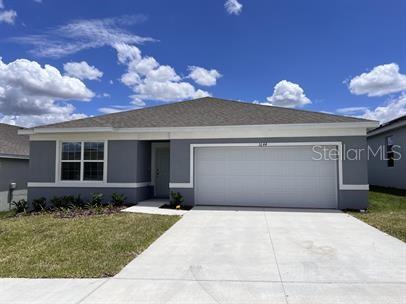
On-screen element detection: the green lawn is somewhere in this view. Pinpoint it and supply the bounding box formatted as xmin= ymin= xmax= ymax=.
xmin=0 ymin=212 xmax=179 ymax=278
xmin=350 ymin=190 xmax=406 ymax=242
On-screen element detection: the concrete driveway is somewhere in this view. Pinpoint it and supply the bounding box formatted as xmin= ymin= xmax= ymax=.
xmin=84 ymin=207 xmax=405 ymax=304
xmin=2 ymin=207 xmax=405 ymax=303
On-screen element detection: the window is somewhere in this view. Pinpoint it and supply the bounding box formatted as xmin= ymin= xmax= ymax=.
xmin=60 ymin=141 xmax=105 ymax=181
xmin=386 ymin=136 xmax=394 ymax=167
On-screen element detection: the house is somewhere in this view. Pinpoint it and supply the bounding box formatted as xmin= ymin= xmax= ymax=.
xmin=367 ymin=115 xmax=406 ymax=190
xmin=19 ymin=97 xmax=378 ymax=209
xmin=0 ymin=123 xmax=30 ymax=211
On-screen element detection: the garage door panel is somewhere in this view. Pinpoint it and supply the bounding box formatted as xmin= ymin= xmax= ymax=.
xmin=195 ymin=146 xmax=338 ymax=209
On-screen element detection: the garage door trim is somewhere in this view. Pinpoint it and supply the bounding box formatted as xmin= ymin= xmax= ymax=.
xmin=169 ymin=142 xmax=369 ymax=191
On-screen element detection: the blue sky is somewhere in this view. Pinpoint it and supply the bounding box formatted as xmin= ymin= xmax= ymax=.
xmin=0 ymin=0 xmax=405 ymax=126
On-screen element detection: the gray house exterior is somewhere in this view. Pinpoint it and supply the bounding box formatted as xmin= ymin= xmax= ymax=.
xmin=0 ymin=123 xmax=30 ymax=211
xmin=21 ymin=97 xmax=378 ymax=210
xmin=367 ymin=115 xmax=406 ymax=190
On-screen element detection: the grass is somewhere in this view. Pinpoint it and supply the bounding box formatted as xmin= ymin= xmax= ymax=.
xmin=350 ymin=189 xmax=406 ymax=242
xmin=0 ymin=212 xmax=179 ymax=278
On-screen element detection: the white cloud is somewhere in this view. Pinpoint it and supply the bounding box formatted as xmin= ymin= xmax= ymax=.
xmin=0 ymin=0 xmax=4 ymax=9
xmin=359 ymin=94 xmax=406 ymax=123
xmin=115 ymin=43 xmax=211 ymax=103
xmin=348 ymin=63 xmax=406 ymax=97
xmin=0 ymin=10 xmax=16 ymax=24
xmin=225 ymin=0 xmax=243 ymax=15
xmin=98 ymin=105 xmax=140 ymax=114
xmin=64 ymin=61 xmax=103 ymax=81
xmin=0 ymin=58 xmax=93 ymax=127
xmin=0 ymin=112 xmax=87 ymax=128
xmin=188 ymin=66 xmax=222 ymax=86
xmin=33 ymin=0 xmax=43 ymax=3
xmin=336 ymin=107 xmax=369 ymax=114
xmin=11 ymin=15 xmax=154 ymax=58
xmin=265 ymin=80 xmax=311 ymax=108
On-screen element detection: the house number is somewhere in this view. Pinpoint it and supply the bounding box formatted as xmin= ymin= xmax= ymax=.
xmin=258 ymin=142 xmax=268 ymax=147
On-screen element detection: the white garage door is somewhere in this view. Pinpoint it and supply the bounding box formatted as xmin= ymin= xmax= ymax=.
xmin=195 ymin=145 xmax=338 ymax=208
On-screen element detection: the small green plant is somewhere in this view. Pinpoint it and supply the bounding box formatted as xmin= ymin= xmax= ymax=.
xmin=32 ymin=197 xmax=47 ymax=212
xmin=12 ymin=199 xmax=28 ymax=213
xmin=50 ymin=196 xmax=75 ymax=210
xmin=86 ymin=193 xmax=104 ymax=208
xmin=111 ymin=193 xmax=126 ymax=206
xmin=72 ymin=195 xmax=84 ymax=208
xmin=170 ymin=191 xmax=184 ymax=208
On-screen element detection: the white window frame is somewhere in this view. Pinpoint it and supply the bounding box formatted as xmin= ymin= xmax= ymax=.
xmin=57 ymin=140 xmax=108 ymax=184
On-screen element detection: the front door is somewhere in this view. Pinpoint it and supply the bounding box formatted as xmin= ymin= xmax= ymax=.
xmin=155 ymin=147 xmax=170 ymax=198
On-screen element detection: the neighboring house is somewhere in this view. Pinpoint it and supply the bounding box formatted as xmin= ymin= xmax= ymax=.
xmin=0 ymin=123 xmax=30 ymax=211
xmin=367 ymin=115 xmax=406 ymax=190
xmin=20 ymin=97 xmax=378 ymax=210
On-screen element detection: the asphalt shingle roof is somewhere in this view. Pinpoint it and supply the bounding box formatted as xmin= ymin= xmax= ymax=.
xmin=0 ymin=123 xmax=29 ymax=157
xmin=36 ymin=97 xmax=372 ymax=130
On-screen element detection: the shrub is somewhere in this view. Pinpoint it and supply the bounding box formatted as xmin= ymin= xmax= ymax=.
xmin=32 ymin=197 xmax=47 ymax=212
xmin=71 ymin=195 xmax=84 ymax=208
xmin=111 ymin=193 xmax=126 ymax=206
xmin=12 ymin=199 xmax=28 ymax=213
xmin=50 ymin=196 xmax=75 ymax=210
xmin=86 ymin=193 xmax=104 ymax=209
xmin=170 ymin=191 xmax=184 ymax=208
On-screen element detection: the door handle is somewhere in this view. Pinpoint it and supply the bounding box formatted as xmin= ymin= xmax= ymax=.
xmin=156 ymin=169 xmax=160 ymax=177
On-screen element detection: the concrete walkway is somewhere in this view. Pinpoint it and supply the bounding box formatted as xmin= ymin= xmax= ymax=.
xmin=1 ymin=207 xmax=405 ymax=303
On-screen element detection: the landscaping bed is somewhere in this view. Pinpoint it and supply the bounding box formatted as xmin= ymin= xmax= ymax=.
xmin=0 ymin=206 xmax=179 ymax=278
xmin=349 ymin=189 xmax=406 ymax=242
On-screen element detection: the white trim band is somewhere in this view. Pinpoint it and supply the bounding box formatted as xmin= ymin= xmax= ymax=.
xmin=168 ymin=142 xmax=369 ymax=191
xmin=28 ymin=182 xmax=152 ymax=188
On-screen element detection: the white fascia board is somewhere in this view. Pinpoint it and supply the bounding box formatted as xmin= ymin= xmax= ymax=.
xmin=367 ymin=120 xmax=406 ymax=137
xmin=23 ymin=121 xmax=378 ymax=135
xmin=20 ymin=127 xmax=114 ymax=135
xmin=0 ymin=154 xmax=29 ymax=160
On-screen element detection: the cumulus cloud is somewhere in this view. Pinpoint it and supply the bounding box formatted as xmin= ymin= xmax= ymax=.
xmin=114 ymin=43 xmax=210 ymax=103
xmin=0 ymin=9 xmax=16 ymax=24
xmin=348 ymin=63 xmax=406 ymax=97
xmin=359 ymin=94 xmax=406 ymax=123
xmin=188 ymin=66 xmax=222 ymax=86
xmin=225 ymin=0 xmax=243 ymax=15
xmin=11 ymin=15 xmax=154 ymax=58
xmin=263 ymin=80 xmax=311 ymax=108
xmin=0 ymin=58 xmax=93 ymax=127
xmin=64 ymin=61 xmax=103 ymax=81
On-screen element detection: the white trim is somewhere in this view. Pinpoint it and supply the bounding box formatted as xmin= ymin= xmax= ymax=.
xmin=151 ymin=142 xmax=170 ymax=196
xmin=0 ymin=154 xmax=29 ymax=160
xmin=168 ymin=142 xmax=369 ymax=191
xmin=367 ymin=120 xmax=406 ymax=137
xmin=21 ymin=121 xmax=378 ymax=137
xmin=28 ymin=182 xmax=151 ymax=188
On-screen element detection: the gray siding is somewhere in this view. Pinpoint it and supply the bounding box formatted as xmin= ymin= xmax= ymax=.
xmin=368 ymin=127 xmax=406 ymax=189
xmin=107 ymin=140 xmax=151 ymax=183
xmin=28 ymin=140 xmax=153 ymax=204
xmin=0 ymin=157 xmax=29 ymax=210
xmin=29 ymin=141 xmax=56 ymax=182
xmin=0 ymin=158 xmax=29 ymax=191
xmin=170 ymin=137 xmax=369 ymax=210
